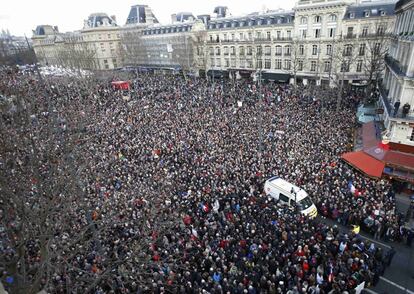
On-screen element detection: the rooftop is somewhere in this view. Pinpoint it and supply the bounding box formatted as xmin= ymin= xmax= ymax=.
xmin=344 ymin=1 xmax=396 ymax=19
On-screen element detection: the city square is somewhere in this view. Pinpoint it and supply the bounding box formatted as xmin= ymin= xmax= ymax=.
xmin=0 ymin=0 xmax=414 ymax=293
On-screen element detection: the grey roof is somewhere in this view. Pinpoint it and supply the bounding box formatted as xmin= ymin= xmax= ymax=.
xmin=126 ymin=5 xmax=159 ymax=25
xmin=86 ymin=13 xmax=117 ymax=27
xmin=344 ymin=1 xmax=396 ymax=19
xmin=142 ymin=23 xmax=194 ymax=35
xmin=208 ymin=11 xmax=294 ymax=29
xmin=175 ymin=12 xmax=195 ymax=22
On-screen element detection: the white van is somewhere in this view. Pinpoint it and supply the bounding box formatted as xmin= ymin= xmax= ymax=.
xmin=264 ymin=176 xmax=318 ymax=218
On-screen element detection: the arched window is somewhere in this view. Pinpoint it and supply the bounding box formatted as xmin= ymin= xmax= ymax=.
xmin=329 ymin=14 xmax=337 ymax=21
xmin=314 ymin=15 xmax=322 ymax=23
xmin=300 ymin=17 xmax=308 ymax=24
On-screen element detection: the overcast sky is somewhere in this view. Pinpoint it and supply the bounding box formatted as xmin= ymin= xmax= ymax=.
xmin=1 ymin=0 xmax=297 ymax=36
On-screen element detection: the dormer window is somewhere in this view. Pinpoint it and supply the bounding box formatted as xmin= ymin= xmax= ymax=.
xmin=380 ymin=10 xmax=386 ymax=16
xmin=314 ymin=15 xmax=322 ymax=23
xmin=267 ymin=18 xmax=272 ymax=25
xmin=349 ymin=12 xmax=355 ymax=18
xmin=364 ymin=11 xmax=370 ymax=17
xmin=257 ymin=19 xmax=262 ymax=25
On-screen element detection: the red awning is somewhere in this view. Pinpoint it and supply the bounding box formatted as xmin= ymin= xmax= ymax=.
xmin=111 ymin=81 xmax=130 ymax=90
xmin=342 ymin=151 xmax=385 ymax=178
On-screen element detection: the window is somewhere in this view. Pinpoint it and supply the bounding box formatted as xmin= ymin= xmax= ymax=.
xmin=257 ymin=59 xmax=263 ymax=69
xmin=328 ymin=28 xmax=336 ymax=38
xmin=223 ymin=33 xmax=227 ymax=41
xmin=359 ymin=44 xmax=365 ymax=56
xmin=377 ymin=25 xmax=385 ymax=35
xmin=329 ymin=14 xmax=337 ymax=22
xmin=279 ymin=193 xmax=289 ymax=203
xmin=267 ymin=31 xmax=271 ymax=40
xmin=340 ymin=62 xmax=349 ymax=72
xmin=275 ymin=59 xmax=282 ymax=69
xmin=300 ymin=29 xmax=307 ymax=39
xmin=298 ymin=60 xmax=303 ymax=71
xmin=344 ymin=44 xmax=353 ymax=56
xmin=315 ymin=29 xmax=321 ymax=38
xmin=300 ymin=17 xmax=308 ymax=24
xmin=239 ymin=58 xmax=245 ymax=68
xmin=209 ymin=47 xmax=214 ymax=55
xmin=215 ymin=46 xmax=221 ymax=55
xmin=265 ymin=59 xmax=271 ymax=69
xmin=299 ymin=45 xmax=304 ymax=55
xmin=256 ymin=46 xmax=262 ymax=56
xmin=239 ymin=32 xmax=244 ymax=40
xmin=231 ymin=58 xmax=236 ymax=67
xmin=380 ymin=10 xmax=386 ymax=16
xmin=247 ymin=46 xmax=253 ymax=55
xmin=324 ymin=61 xmax=331 ymax=72
xmin=256 ymin=32 xmax=262 ymax=39
xmin=247 ymin=59 xmax=253 ymax=68
xmin=284 ymin=59 xmax=291 ymax=70
xmin=314 ymin=15 xmax=322 ymax=23
xmin=225 ymin=58 xmax=230 ymax=67
xmin=230 ymin=46 xmax=236 ymax=55
xmin=347 ymin=27 xmax=354 ymax=37
xmin=240 ymin=46 xmax=245 ymax=55
xmin=276 ymin=31 xmax=281 ymax=39
xmin=210 ymin=58 xmax=215 ymax=67
xmin=108 ymin=34 xmax=111 ymax=38
xmin=284 ymin=45 xmax=291 ymax=56
xmin=364 ymin=11 xmax=370 ymax=17
xmin=224 ymin=46 xmax=229 ymax=55
xmin=410 ymin=129 xmax=414 ymax=141
xmin=349 ymin=12 xmax=355 ymax=18
xmin=248 ymin=32 xmax=252 ymax=40
xmin=210 ymin=35 xmax=213 ymax=42
xmin=326 ymin=44 xmax=332 ymax=55
xmin=216 ymin=58 xmax=221 ymax=67
xmin=265 ymin=46 xmax=271 ymax=55
xmin=356 ymin=60 xmax=363 ymax=72
xmin=287 ymin=30 xmax=292 ymax=38
xmin=275 ymin=45 xmax=282 ymax=56
xmin=362 ymin=27 xmax=368 ymax=37
xmin=312 ymin=45 xmax=318 ymax=55
xmin=374 ymin=43 xmax=381 ymax=54
xmin=311 ymin=61 xmax=317 ymax=71
xmin=231 ymin=33 xmax=235 ymax=40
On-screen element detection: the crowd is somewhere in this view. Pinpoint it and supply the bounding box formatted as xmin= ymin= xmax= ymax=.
xmin=0 ymin=68 xmax=408 ymax=293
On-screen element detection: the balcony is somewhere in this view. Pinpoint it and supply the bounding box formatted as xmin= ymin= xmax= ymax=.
xmin=379 ymin=83 xmax=414 ymax=121
xmin=359 ymin=33 xmax=391 ymax=39
xmin=379 ymin=84 xmax=392 ymax=115
xmin=385 ymin=54 xmax=409 ymax=77
xmin=344 ymin=34 xmax=357 ymax=39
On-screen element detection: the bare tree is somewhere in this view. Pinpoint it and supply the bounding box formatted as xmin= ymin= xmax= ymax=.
xmin=363 ymin=21 xmax=391 ymax=96
xmin=290 ymin=38 xmax=307 ymax=90
xmin=120 ymin=28 xmax=149 ymax=68
xmin=55 ymin=35 xmax=96 ymax=75
xmin=171 ymin=34 xmax=195 ymax=79
xmin=329 ymin=37 xmax=358 ymax=111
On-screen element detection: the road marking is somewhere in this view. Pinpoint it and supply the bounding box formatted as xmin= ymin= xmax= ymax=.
xmin=361 ymin=288 xmax=379 ymax=294
xmin=358 ymin=234 xmax=391 ymax=249
xmin=380 ymin=276 xmax=414 ymax=294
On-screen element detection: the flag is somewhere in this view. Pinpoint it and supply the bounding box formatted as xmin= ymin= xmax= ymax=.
xmin=199 ymin=202 xmax=210 ymax=213
xmin=328 ymin=263 xmax=334 ymax=282
xmin=378 ymin=141 xmax=390 ymax=151
xmin=348 ymin=180 xmax=356 ymax=194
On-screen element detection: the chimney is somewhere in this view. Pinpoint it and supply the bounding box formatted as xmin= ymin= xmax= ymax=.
xmin=111 ymin=15 xmax=117 ymax=22
xmin=171 ymin=14 xmax=177 ymax=23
